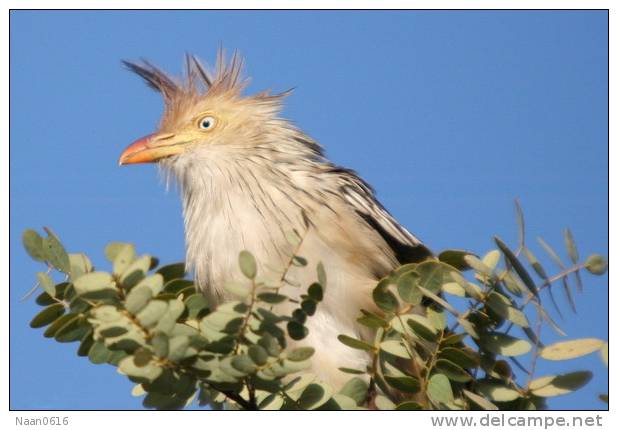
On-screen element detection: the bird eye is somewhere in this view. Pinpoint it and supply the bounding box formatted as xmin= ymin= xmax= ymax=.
xmin=199 ymin=116 xmax=216 ymax=130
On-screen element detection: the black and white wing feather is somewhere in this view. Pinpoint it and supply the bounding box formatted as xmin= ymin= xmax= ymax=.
xmin=331 ymin=166 xmax=433 ymax=264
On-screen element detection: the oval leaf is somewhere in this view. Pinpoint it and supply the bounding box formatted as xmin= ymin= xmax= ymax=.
xmin=530 ymin=371 xmax=592 ymax=397
xmin=238 ymin=250 xmax=257 ymax=279
xmin=480 ymin=333 xmax=531 ymax=357
xmin=540 ymin=338 xmax=605 ymax=361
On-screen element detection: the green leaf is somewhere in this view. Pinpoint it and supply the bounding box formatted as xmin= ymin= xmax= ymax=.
xmin=308 ymin=283 xmax=323 ymax=302
xmin=125 ymin=285 xmax=154 ymax=314
xmin=73 ymin=272 xmax=114 ymax=297
xmin=297 ymin=383 xmax=330 ymax=410
xmin=36 ymin=272 xmax=56 ymax=297
xmin=427 ymin=374 xmax=453 ymax=405
xmin=291 ymin=308 xmax=307 ymax=325
xmin=540 ymin=338 xmax=605 ymax=361
xmin=136 ymin=300 xmax=168 ymax=328
xmin=77 ymin=334 xmax=94 ymax=357
xmin=501 ymin=270 xmax=524 ymax=297
xmin=427 ymin=306 xmax=447 ymax=330
xmin=257 ymin=292 xmax=287 ymax=304
xmin=238 ymin=250 xmax=257 ymax=279
xmin=119 ymin=255 xmax=152 ymax=288
xmin=154 ymin=299 xmax=185 ymax=335
xmin=476 ymin=380 xmax=521 ymax=402
xmin=375 ymin=395 xmax=395 ymax=410
xmin=395 ymin=401 xmax=423 ymax=410
xmin=287 ymin=347 xmax=315 ymax=362
xmin=248 ymin=344 xmax=269 ymax=365
xmin=357 ymin=310 xmax=388 ymax=329
xmin=151 ymin=333 xmax=169 ymax=358
xmin=119 ymin=356 xmax=162 ymax=383
xmin=407 ymin=314 xmax=438 ymax=341
xmin=441 ymin=281 xmax=466 ymax=297
xmin=600 ymin=394 xmax=608 ymax=404
xmin=396 ymin=271 xmax=422 ymax=305
xmin=285 ymin=229 xmax=302 ymax=247
xmin=292 ymin=256 xmax=308 ymax=267
xmin=184 ymin=294 xmax=209 ymax=319
xmin=135 ymin=274 xmax=164 ymax=296
xmin=458 ymin=317 xmax=480 ymax=339
xmin=522 ymin=248 xmax=548 ymax=280
xmin=231 ymin=354 xmax=257 ymax=374
xmin=462 ymin=390 xmax=498 ymax=410
xmin=415 ymin=261 xmax=452 ymax=294
xmin=112 ymin=243 xmax=136 ymax=276
xmin=564 ymin=228 xmax=579 ymax=264
xmin=438 ymin=249 xmax=474 ymax=271
xmin=435 ymin=359 xmax=472 ymax=382
xmin=339 ymin=377 xmax=368 ymax=405
xmin=337 ymin=335 xmax=375 ymax=352
xmin=495 ymin=237 xmax=538 ymax=297
xmin=42 ymin=228 xmax=70 ymax=273
xmin=600 ymin=343 xmax=608 ymax=367
xmin=30 ymin=303 xmax=65 ymax=328
xmin=258 ymin=333 xmax=281 ymax=357
xmin=515 ymin=199 xmax=525 ymax=247
xmin=585 ymin=254 xmax=607 ymax=275
xmin=68 ymin=253 xmax=93 ymax=281
xmin=380 ymin=340 xmax=411 ymax=359
xmin=36 ymin=290 xmax=56 ymax=306
xmin=156 ymin=262 xmax=186 ymax=283
xmin=163 ymin=279 xmax=194 ymax=295
xmin=338 ymin=367 xmax=366 ymax=375
xmin=372 ymin=280 xmax=398 ymax=312
xmin=88 ymin=341 xmax=112 ymax=364
xmin=384 ymin=375 xmax=420 ymax=393
xmin=22 ymin=229 xmax=46 ymax=261
xmin=287 ymin=321 xmax=308 ymax=340
xmin=90 ymin=305 xmax=123 ymax=322
xmin=485 ymin=292 xmax=529 ymax=327
xmin=99 ymin=326 xmax=128 ymax=338
xmin=105 ymin=242 xmax=129 ymax=263
xmin=482 ymin=250 xmax=501 ymax=271
xmin=44 ymin=313 xmax=77 ymax=338
xmin=439 ymin=347 xmax=479 ymax=369
xmin=300 ymin=299 xmax=317 ymax=316
xmin=134 ymin=348 xmax=153 ymax=367
xmin=167 ymin=335 xmax=190 ymax=362
xmin=464 ymin=255 xmax=495 ymax=279
xmin=529 ymin=371 xmax=592 ymax=397
xmin=480 ymin=333 xmax=532 ymax=357
xmin=54 ymin=315 xmax=89 ymax=343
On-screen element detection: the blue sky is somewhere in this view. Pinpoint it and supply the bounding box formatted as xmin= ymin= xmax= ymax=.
xmin=10 ymin=11 xmax=607 ymax=410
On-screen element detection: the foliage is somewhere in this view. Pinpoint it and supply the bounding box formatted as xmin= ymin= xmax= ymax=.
xmin=21 ymin=205 xmax=608 ymax=410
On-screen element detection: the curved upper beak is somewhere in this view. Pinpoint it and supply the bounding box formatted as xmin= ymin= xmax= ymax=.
xmin=118 ymin=132 xmax=189 ymax=165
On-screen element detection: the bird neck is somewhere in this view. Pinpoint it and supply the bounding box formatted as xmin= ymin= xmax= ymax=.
xmin=161 ymin=145 xmax=313 ymax=298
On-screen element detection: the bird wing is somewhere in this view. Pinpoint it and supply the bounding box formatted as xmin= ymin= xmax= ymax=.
xmin=330 ymin=166 xmax=433 ymax=264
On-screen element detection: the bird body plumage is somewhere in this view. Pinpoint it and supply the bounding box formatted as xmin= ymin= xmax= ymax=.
xmin=122 ymin=51 xmax=431 ymax=388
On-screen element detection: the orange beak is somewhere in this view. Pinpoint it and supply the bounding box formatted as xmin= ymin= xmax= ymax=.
xmin=119 ymin=132 xmax=191 ymax=165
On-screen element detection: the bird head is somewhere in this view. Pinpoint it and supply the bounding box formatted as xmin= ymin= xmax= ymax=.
xmin=119 ymin=50 xmax=308 ymax=167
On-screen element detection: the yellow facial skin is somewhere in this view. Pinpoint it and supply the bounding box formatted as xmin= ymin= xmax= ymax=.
xmin=119 ymin=112 xmax=220 ymax=165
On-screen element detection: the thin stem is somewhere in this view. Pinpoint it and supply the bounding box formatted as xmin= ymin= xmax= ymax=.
xmin=525 ymin=309 xmax=544 ymax=389
xmin=234 ymin=278 xmax=258 ymax=354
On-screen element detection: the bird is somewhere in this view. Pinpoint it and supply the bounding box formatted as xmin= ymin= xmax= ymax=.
xmin=119 ymin=50 xmax=432 ymax=389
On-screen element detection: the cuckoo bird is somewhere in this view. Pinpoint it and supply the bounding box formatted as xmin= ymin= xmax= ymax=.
xmin=119 ymin=51 xmax=432 ymax=388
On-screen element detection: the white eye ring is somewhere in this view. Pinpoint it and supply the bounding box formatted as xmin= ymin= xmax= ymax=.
xmin=199 ymin=116 xmax=216 ymax=130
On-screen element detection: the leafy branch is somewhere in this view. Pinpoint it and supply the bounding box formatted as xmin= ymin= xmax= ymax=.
xmin=21 ymin=203 xmax=608 ymax=410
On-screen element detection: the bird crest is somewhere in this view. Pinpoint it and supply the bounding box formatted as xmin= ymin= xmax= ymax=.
xmin=123 ymin=49 xmax=288 ymax=107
